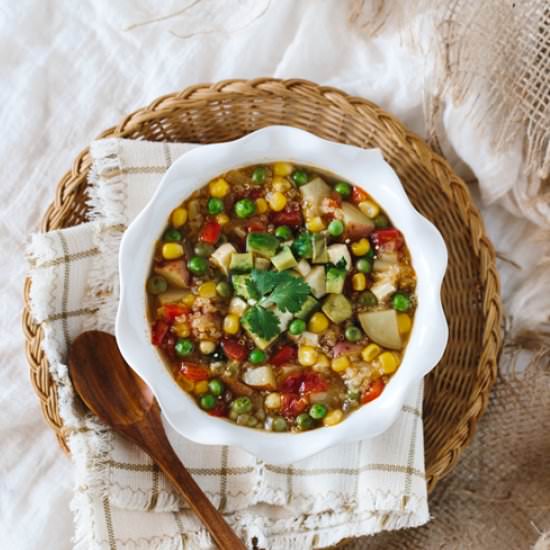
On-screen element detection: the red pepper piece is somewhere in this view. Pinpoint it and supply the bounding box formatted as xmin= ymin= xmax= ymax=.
xmin=280 ymin=373 xmax=303 ymax=393
xmin=361 ymin=378 xmax=385 ymax=404
xmin=246 ymin=218 xmax=267 ymax=233
xmin=159 ymin=303 xmax=190 ymax=321
xmin=281 ymin=393 xmax=308 ymax=417
xmin=180 ymin=362 xmax=210 ymax=381
xmin=199 ymin=220 xmax=222 ymax=245
xmin=270 ymin=209 xmax=303 ymax=227
xmin=270 ymin=344 xmax=297 ymax=366
xmin=208 ymin=401 xmax=227 ymax=417
xmin=371 ymin=228 xmax=404 ymax=250
xmin=151 ymin=320 xmax=170 ymax=346
xmin=221 ymin=338 xmax=248 ymax=362
xmin=299 ymin=372 xmax=328 ymax=394
xmin=351 ymin=186 xmax=369 ymax=204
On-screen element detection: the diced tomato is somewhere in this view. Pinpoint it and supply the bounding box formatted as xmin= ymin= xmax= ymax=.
xmin=328 ymin=193 xmax=342 ymax=207
xmin=159 ymin=303 xmax=190 ymax=321
xmin=270 ymin=208 xmax=303 ymax=227
xmin=208 ymin=401 xmax=227 ymax=417
xmin=299 ymin=372 xmax=328 ymax=394
xmin=280 ymin=373 xmax=303 ymax=393
xmin=270 ymin=344 xmax=297 ymax=366
xmin=199 ymin=220 xmax=222 ymax=245
xmin=351 ymin=186 xmax=369 ymax=204
xmin=281 ymin=393 xmax=309 ymax=417
xmin=361 ymin=378 xmax=385 ymax=404
xmin=246 ymin=218 xmax=267 ymax=233
xmin=242 ymin=188 xmax=263 ymax=200
xmin=221 ymin=338 xmax=248 ymax=362
xmin=371 ymin=229 xmax=404 ymax=250
xmin=180 ymin=362 xmax=210 ymax=381
xmin=151 ymin=320 xmax=170 ymax=346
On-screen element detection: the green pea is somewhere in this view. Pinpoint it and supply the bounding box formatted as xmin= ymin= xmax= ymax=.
xmin=296 ymin=413 xmax=315 ymax=431
xmin=334 ymin=181 xmax=351 ymax=198
xmin=208 ymin=379 xmax=224 ymax=397
xmin=194 ymin=243 xmax=214 ymax=257
xmin=345 ymin=326 xmax=363 ymax=342
xmin=234 ymin=198 xmax=256 ymax=219
xmin=291 ymin=170 xmax=309 ymax=186
xmin=327 ymin=219 xmax=344 ymax=237
xmin=231 ymin=396 xmax=252 ymax=415
xmin=216 ymin=281 xmax=232 ymax=298
xmin=187 ymin=256 xmax=208 ymax=275
xmin=272 ymin=416 xmax=288 ymax=432
xmin=146 ymin=275 xmax=168 ymax=295
xmin=248 ymin=349 xmax=266 ymax=365
xmin=392 ymin=292 xmax=411 ymax=312
xmin=275 ymin=225 xmax=293 ymax=240
xmin=309 ymin=403 xmax=328 ymax=420
xmin=251 ymin=166 xmax=268 ymax=184
xmin=373 ymin=214 xmax=390 ymax=228
xmin=200 ymin=394 xmax=217 ymax=411
xmin=174 ymin=338 xmax=193 ymax=357
xmin=163 ymin=228 xmax=182 ymax=242
xmin=288 ymin=319 xmax=306 ymax=336
xmin=207 ymin=197 xmax=224 ymax=215
xmin=356 ymin=257 xmax=372 ymax=273
xmin=359 ymin=290 xmax=378 ymax=307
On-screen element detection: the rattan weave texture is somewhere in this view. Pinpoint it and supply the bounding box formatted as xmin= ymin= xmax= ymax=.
xmin=21 ymin=78 xmax=501 ymax=491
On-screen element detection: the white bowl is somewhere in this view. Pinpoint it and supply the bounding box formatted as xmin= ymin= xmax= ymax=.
xmin=116 ymin=125 xmax=448 ymax=464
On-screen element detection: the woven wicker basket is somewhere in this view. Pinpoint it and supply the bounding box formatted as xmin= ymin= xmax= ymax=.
xmin=22 ymin=78 xmax=501 ymax=492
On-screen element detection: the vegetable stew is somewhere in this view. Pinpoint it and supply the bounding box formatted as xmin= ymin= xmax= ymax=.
xmin=147 ymin=162 xmax=416 ymax=431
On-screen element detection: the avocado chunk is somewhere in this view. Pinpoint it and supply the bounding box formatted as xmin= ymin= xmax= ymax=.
xmin=231 ymin=274 xmax=255 ymax=300
xmin=246 ymin=232 xmax=280 ymax=258
xmin=326 ymin=265 xmax=347 ymax=294
xmin=230 ymin=252 xmax=254 ymax=273
xmin=242 ymin=307 xmax=292 ymax=350
xmin=271 ymin=246 xmax=298 ymax=271
xmin=294 ymin=295 xmax=319 ymax=320
xmin=305 ymin=265 xmax=326 ymax=298
xmin=322 ymin=294 xmax=352 ymax=324
xmin=327 ymin=244 xmax=352 ymax=271
xmin=358 ymin=309 xmax=402 ymax=350
xmin=255 ymin=257 xmax=271 ymax=270
xmin=312 ymin=234 xmax=329 ymax=264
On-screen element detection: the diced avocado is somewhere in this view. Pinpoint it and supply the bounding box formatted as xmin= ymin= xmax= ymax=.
xmin=294 ymin=295 xmax=319 ymax=320
xmin=358 ymin=309 xmax=402 ymax=350
xmin=242 ymin=307 xmax=291 ymax=350
xmin=231 ymin=274 xmax=254 ymax=300
xmin=271 ymin=246 xmax=298 ymax=271
xmin=210 ymin=243 xmax=237 ymax=276
xmin=327 ymin=244 xmax=352 ymax=271
xmin=296 ymin=259 xmax=311 ymax=277
xmin=299 ymin=177 xmax=333 ymax=218
xmin=312 ymin=234 xmax=329 ymax=264
xmin=255 ymin=257 xmax=271 ymax=270
xmin=305 ymin=266 xmax=326 ymax=298
xmin=322 ymin=294 xmax=352 ymax=324
xmin=246 ymin=232 xmax=280 ymax=258
xmin=326 ymin=266 xmax=346 ymax=294
xmin=230 ymin=252 xmax=254 ymax=273
xmin=154 ymin=260 xmax=189 ymax=288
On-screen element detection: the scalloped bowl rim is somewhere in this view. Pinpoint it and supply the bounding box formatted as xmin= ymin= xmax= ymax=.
xmin=116 ymin=125 xmax=448 ymax=464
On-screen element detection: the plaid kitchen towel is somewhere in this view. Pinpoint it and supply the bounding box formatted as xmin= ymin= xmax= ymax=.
xmin=28 ymin=138 xmax=429 ymax=550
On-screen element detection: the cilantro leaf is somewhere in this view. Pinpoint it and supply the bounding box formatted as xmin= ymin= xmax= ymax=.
xmin=249 ymin=270 xmax=284 ymax=296
xmin=242 ymin=305 xmax=280 ymax=340
xmin=269 ymin=276 xmax=311 ymax=313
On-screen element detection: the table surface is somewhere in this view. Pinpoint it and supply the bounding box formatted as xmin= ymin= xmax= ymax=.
xmin=0 ymin=1 xmax=531 ymax=548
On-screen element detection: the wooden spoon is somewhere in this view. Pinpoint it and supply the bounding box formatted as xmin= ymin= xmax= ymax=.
xmin=68 ymin=330 xmax=246 ymax=550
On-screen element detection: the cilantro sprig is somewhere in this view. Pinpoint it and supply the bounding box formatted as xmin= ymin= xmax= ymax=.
xmin=242 ymin=305 xmax=280 ymax=340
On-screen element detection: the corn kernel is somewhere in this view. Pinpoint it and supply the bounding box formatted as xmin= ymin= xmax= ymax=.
xmin=361 ymin=343 xmax=381 ymax=362
xmin=272 ymin=176 xmax=291 ymax=192
xmin=216 ymin=213 xmax=230 ymax=225
xmin=352 ymin=272 xmax=367 ymax=291
xmin=331 ymin=355 xmax=350 ymax=373
xmin=308 ymin=312 xmax=329 ymax=334
xmin=199 ymin=340 xmax=216 ymax=355
xmin=198 ymin=281 xmax=217 ymax=299
xmin=264 ymin=392 xmax=281 ymax=409
xmin=312 ymin=353 xmax=330 ymax=372
xmin=178 ymin=376 xmax=195 ymax=392
xmin=306 ymin=216 xmax=325 ymax=233
xmin=171 ymin=207 xmax=188 ymax=227
xmin=181 ymin=291 xmax=196 ymax=307
xmin=298 ymin=345 xmax=318 ymax=367
xmin=162 ymin=242 xmax=184 ymax=260
xmin=358 ymin=200 xmax=380 ymax=219
xmin=268 ymin=191 xmax=287 ymax=212
xmin=173 ymin=322 xmax=190 ymax=338
xmin=273 ymin=162 xmax=294 ymax=176
xmin=255 ymin=197 xmax=269 ymax=214
xmin=351 ymin=239 xmax=371 ymax=256
xmin=209 ymin=178 xmax=230 ymax=198
xmin=194 ymin=380 xmax=209 ymax=395
xmin=378 ymin=351 xmax=400 ymax=374
xmin=223 ymin=313 xmax=240 ymax=335
xmin=323 ymin=409 xmax=344 ymax=426
xmin=397 ymin=313 xmax=412 ymax=334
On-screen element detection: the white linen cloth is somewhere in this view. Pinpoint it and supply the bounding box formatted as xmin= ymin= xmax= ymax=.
xmin=2 ymin=1 xmax=546 ymax=549
xmin=26 ymin=137 xmax=428 ymax=549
